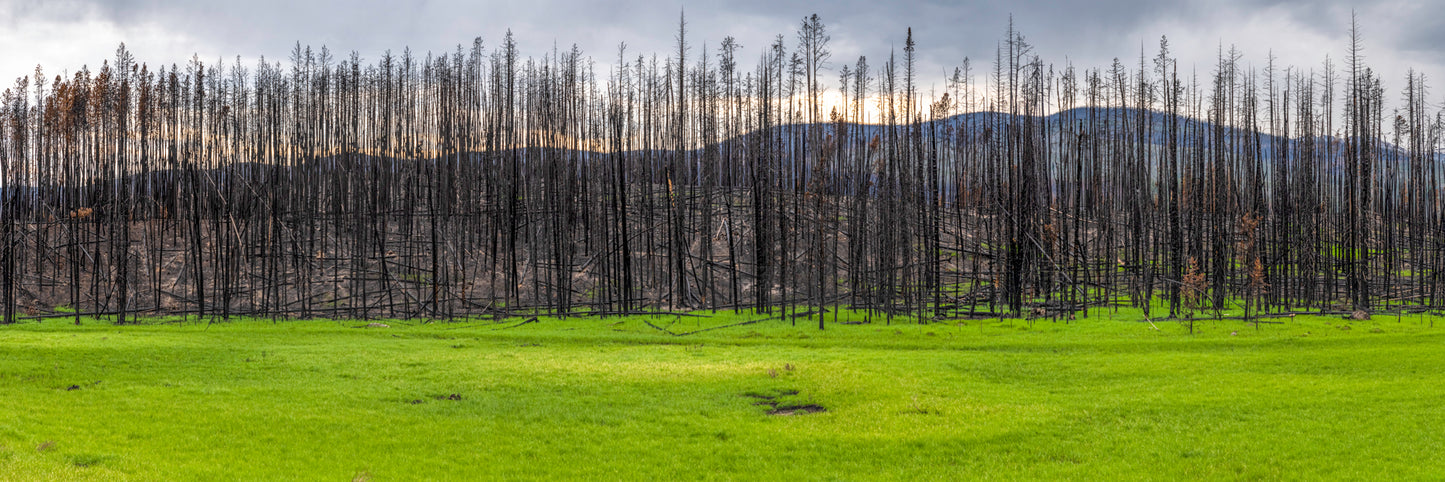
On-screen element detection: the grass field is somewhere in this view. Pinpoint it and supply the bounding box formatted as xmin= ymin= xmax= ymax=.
xmin=1 ymin=309 xmax=1442 ymax=480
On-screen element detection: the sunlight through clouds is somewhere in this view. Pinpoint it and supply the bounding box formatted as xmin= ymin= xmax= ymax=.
xmin=1 ymin=0 xmax=1442 ymax=113
xmin=1 ymin=0 xmax=211 ymax=81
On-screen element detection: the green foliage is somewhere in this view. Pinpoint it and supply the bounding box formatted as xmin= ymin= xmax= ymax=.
xmin=0 ymin=312 xmax=1441 ymax=479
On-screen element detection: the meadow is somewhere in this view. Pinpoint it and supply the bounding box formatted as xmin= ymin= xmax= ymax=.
xmin=0 ymin=309 xmax=1442 ymax=480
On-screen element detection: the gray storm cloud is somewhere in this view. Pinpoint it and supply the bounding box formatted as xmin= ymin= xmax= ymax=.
xmin=2 ymin=0 xmax=1441 ymax=105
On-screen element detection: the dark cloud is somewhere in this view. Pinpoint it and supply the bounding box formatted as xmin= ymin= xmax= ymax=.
xmin=1389 ymin=4 xmax=1445 ymax=67
xmin=3 ymin=0 xmax=1442 ymax=100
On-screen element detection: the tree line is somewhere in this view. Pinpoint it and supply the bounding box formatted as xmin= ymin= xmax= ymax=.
xmin=2 ymin=14 xmax=1443 ymax=326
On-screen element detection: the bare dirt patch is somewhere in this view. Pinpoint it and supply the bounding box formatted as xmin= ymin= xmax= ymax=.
xmin=767 ymin=404 xmax=826 ymax=416
xmin=742 ymin=389 xmax=824 ymax=415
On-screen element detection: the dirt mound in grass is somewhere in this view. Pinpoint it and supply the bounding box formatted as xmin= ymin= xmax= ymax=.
xmin=767 ymin=404 xmax=826 ymax=416
xmin=743 ymin=389 xmax=825 ymax=415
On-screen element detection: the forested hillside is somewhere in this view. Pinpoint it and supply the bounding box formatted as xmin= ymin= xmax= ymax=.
xmin=2 ymin=15 xmax=1443 ymax=325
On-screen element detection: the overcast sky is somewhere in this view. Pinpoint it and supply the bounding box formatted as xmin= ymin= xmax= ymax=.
xmin=3 ymin=0 xmax=1443 ymax=108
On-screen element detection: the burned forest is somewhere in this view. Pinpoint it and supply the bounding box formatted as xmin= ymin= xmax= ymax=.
xmin=3 ymin=16 xmax=1445 ymax=326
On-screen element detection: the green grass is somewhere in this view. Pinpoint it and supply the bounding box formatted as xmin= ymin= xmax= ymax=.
xmin=1 ymin=310 xmax=1443 ymax=480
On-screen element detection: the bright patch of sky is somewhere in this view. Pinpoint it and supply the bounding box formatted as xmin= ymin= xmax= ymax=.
xmin=2 ymin=0 xmax=1441 ymax=115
